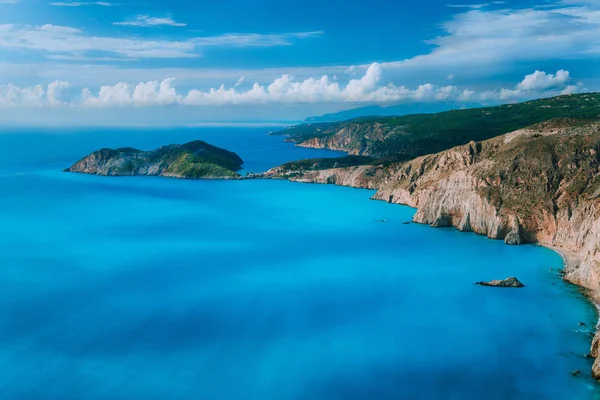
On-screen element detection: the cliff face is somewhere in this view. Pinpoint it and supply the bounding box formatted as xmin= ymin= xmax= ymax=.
xmin=268 ymin=120 xmax=600 ymax=370
xmin=66 ymin=140 xmax=244 ymax=179
xmin=297 ymin=122 xmax=406 ymax=156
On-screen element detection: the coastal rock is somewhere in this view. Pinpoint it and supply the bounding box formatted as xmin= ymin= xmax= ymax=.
xmin=591 ymin=332 xmax=600 ymax=358
xmin=431 ymin=213 xmax=452 ymax=228
xmin=66 ymin=140 xmax=244 ymax=180
xmin=476 ymin=277 xmax=525 ymax=288
xmin=593 ymin=358 xmax=600 ymax=380
xmin=458 ymin=213 xmax=473 ymax=232
xmin=505 ymin=227 xmax=524 ymax=245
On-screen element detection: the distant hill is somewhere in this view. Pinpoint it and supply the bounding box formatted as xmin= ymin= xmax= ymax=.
xmin=304 ymin=102 xmax=483 ymax=123
xmin=276 ymin=93 xmax=600 ymax=159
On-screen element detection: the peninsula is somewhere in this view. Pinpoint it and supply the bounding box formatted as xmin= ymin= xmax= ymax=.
xmin=65 ymin=140 xmax=244 ymax=179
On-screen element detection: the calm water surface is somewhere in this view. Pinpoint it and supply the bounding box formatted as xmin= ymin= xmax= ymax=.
xmin=0 ymin=127 xmax=597 ymax=399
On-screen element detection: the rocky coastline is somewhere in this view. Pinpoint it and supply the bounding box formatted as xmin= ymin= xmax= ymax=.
xmin=267 ymin=119 xmax=600 ymax=377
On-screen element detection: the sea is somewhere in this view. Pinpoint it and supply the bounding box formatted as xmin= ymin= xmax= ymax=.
xmin=0 ymin=126 xmax=597 ymax=400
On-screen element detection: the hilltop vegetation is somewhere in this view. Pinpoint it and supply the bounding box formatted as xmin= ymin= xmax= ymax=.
xmin=275 ymin=93 xmax=600 ymax=159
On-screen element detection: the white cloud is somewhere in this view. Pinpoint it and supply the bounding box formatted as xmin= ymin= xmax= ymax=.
xmin=479 ymin=69 xmax=584 ymax=101
xmin=516 ymin=70 xmax=570 ymax=91
xmin=0 ymin=80 xmax=73 ymax=107
xmin=82 ymin=78 xmax=178 ymax=106
xmin=233 ymin=77 xmax=245 ymax=88
xmin=47 ymin=80 xmax=70 ymax=105
xmin=0 ymin=84 xmax=46 ymax=107
xmin=0 ymin=24 xmax=323 ymax=60
xmin=114 ymin=15 xmax=187 ymax=27
xmin=382 ymin=2 xmax=600 ymax=77
xmin=178 ymin=64 xmax=452 ymax=106
xmin=0 ymin=65 xmax=584 ymax=108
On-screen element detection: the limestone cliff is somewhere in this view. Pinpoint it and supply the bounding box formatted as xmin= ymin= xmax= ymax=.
xmin=268 ymin=119 xmax=600 ymax=375
xmin=66 ymin=140 xmax=244 ymax=179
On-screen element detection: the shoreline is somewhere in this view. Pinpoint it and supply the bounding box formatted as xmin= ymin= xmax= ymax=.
xmin=543 ymin=243 xmax=600 ymax=321
xmin=546 ymin=244 xmax=600 ymax=331
xmin=279 ymin=176 xmax=600 ymax=370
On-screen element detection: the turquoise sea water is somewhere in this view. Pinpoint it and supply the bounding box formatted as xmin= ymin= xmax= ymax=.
xmin=0 ymin=127 xmax=598 ymax=399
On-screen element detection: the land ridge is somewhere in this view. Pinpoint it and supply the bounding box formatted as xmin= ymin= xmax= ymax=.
xmin=274 ymin=92 xmax=600 ymax=160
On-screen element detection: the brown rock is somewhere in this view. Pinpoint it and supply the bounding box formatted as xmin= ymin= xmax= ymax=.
xmin=591 ymin=332 xmax=600 ymax=358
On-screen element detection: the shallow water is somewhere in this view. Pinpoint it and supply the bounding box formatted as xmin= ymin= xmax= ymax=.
xmin=0 ymin=127 xmax=597 ymax=399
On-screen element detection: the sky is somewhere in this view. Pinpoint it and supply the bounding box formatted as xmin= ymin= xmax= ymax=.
xmin=0 ymin=0 xmax=599 ymax=124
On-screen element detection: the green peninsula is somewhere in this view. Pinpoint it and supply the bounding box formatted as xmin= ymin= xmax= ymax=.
xmin=274 ymin=93 xmax=600 ymax=160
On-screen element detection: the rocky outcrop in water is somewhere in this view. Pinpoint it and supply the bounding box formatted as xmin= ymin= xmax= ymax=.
xmin=65 ymin=140 xmax=244 ymax=179
xmin=476 ymin=277 xmax=525 ymax=288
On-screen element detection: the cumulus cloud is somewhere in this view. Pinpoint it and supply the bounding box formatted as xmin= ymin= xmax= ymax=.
xmin=82 ymin=78 xmax=178 ymax=106
xmin=47 ymin=81 xmax=71 ymax=105
xmin=0 ymin=80 xmax=73 ymax=107
xmin=0 ymin=84 xmax=46 ymax=107
xmin=0 ymin=66 xmax=585 ymax=108
xmin=493 ymin=69 xmax=583 ymax=100
xmin=516 ymin=70 xmax=571 ymax=91
xmin=80 ymin=63 xmax=462 ymax=107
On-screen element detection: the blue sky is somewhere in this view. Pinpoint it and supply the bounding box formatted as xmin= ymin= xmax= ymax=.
xmin=1 ymin=0 xmax=599 ymax=124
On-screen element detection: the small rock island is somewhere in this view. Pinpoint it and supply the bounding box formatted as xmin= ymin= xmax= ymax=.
xmin=476 ymin=277 xmax=525 ymax=288
xmin=65 ymin=140 xmax=244 ymax=179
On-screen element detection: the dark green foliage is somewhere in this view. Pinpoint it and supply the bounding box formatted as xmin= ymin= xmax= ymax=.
xmin=275 ymin=93 xmax=600 ymax=159
xmin=278 ymin=155 xmax=374 ymax=171
xmin=278 ymin=153 xmax=417 ymax=173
